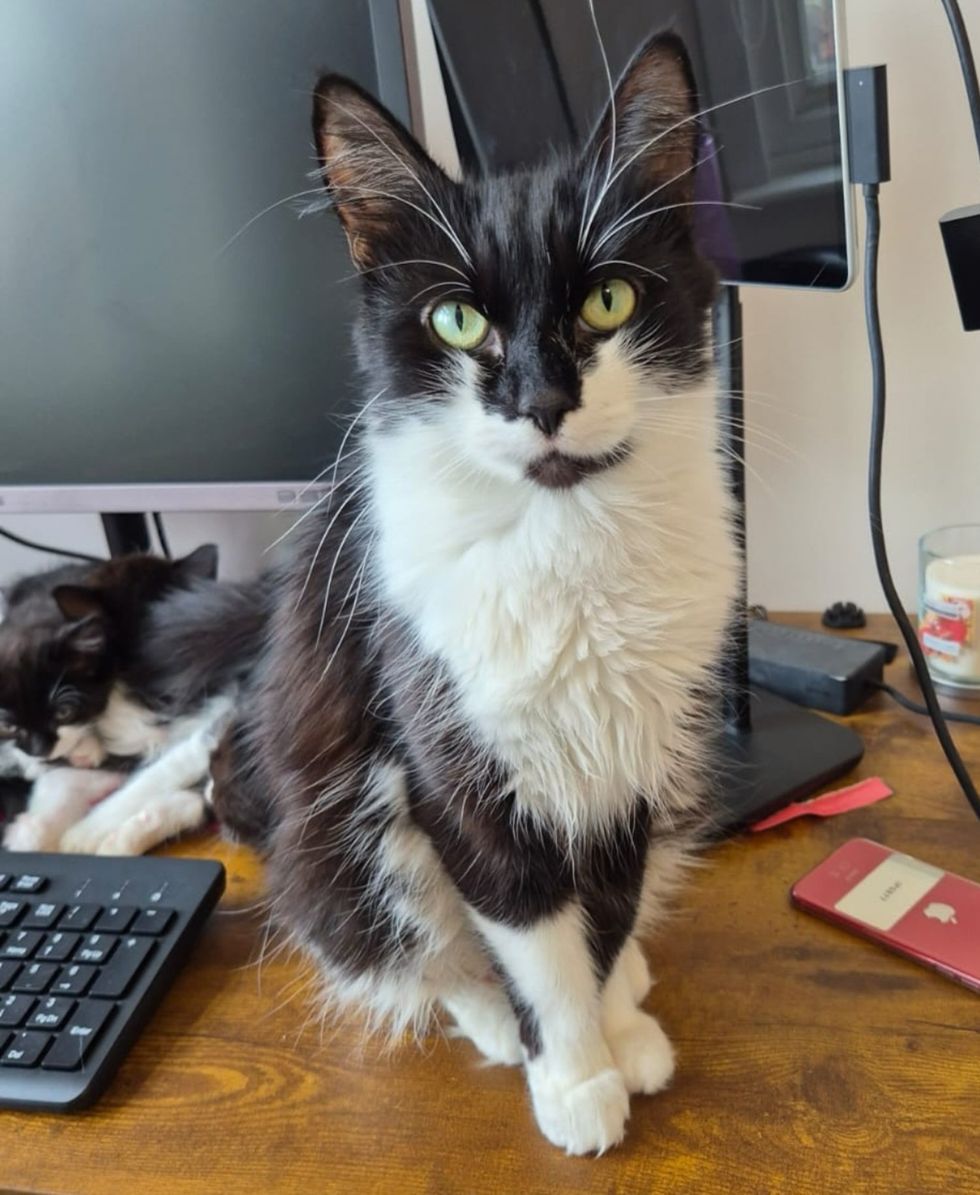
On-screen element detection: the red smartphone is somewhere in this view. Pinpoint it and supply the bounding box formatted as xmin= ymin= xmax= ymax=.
xmin=791 ymin=837 xmax=980 ymax=993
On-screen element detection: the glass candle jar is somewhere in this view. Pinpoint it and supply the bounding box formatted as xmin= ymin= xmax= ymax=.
xmin=918 ymin=525 xmax=980 ymax=697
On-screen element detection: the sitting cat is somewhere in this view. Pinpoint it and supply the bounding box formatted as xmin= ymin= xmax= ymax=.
xmin=211 ymin=31 xmax=737 ymax=1156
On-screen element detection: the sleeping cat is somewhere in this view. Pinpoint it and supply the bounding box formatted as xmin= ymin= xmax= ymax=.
xmin=45 ymin=569 xmax=273 ymax=856
xmin=0 ymin=545 xmax=252 ymax=854
xmin=0 ymin=546 xmax=218 ymax=776
xmin=212 ymin=31 xmax=737 ymax=1155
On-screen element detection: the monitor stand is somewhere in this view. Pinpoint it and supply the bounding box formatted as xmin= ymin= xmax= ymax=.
xmin=101 ymin=513 xmax=152 ymax=556
xmin=712 ymin=287 xmax=863 ymax=833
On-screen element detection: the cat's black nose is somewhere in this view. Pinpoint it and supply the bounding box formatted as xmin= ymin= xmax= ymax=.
xmin=18 ymin=730 xmax=54 ymax=758
xmin=518 ymin=388 xmax=579 ymax=438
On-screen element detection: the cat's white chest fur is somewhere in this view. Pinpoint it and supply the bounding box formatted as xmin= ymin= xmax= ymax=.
xmin=367 ymin=390 xmax=737 ymax=833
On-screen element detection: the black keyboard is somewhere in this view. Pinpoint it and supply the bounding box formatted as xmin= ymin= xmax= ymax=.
xmin=0 ymin=851 xmax=224 ymax=1110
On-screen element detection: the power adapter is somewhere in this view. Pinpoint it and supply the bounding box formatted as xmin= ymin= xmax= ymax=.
xmin=747 ymin=621 xmax=888 ymax=716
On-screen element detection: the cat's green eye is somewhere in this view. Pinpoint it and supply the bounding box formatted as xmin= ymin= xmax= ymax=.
xmin=430 ymin=300 xmax=489 ymax=350
xmin=52 ymin=700 xmax=78 ymax=724
xmin=580 ymin=278 xmax=637 ymax=333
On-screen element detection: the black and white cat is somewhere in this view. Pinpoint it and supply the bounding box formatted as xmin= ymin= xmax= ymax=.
xmin=213 ymin=32 xmax=737 ymax=1154
xmin=1 ymin=547 xmax=265 ymax=855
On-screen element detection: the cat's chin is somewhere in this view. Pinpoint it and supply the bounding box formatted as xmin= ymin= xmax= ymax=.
xmin=525 ymin=443 xmax=631 ymax=490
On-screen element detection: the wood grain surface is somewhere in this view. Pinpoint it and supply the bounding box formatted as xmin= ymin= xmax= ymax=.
xmin=3 ymin=615 xmax=978 ymax=1195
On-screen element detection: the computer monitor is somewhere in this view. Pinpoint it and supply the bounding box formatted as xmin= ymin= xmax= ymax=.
xmin=1 ymin=0 xmax=852 ymax=517
xmin=428 ymin=0 xmax=853 ymax=292
xmin=0 ymin=0 xmax=416 ymax=514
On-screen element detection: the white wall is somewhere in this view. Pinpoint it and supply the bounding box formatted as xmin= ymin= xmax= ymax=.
xmin=0 ymin=511 xmax=280 ymax=583
xmin=743 ymin=0 xmax=980 ymax=612
xmin=2 ymin=2 xmax=979 ymax=609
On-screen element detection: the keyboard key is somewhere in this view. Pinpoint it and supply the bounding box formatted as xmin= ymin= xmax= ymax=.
xmin=0 ymin=875 xmax=10 ymax=891
xmin=95 ymin=906 xmax=136 ymax=934
xmin=11 ymin=962 xmax=59 ymax=995
xmin=0 ymin=1031 xmax=9 ymax=1054
xmin=130 ymin=907 xmax=174 ymax=935
xmin=91 ymin=936 xmax=154 ymax=999
xmin=11 ymin=874 xmax=46 ymax=895
xmin=0 ymin=899 xmax=25 ymax=928
xmin=0 ymin=994 xmax=35 ymax=1027
xmin=59 ymin=904 xmax=102 ymax=932
xmin=74 ymin=934 xmax=117 ymax=965
xmin=22 ymin=902 xmax=65 ymax=930
xmin=0 ymin=961 xmax=20 ymax=992
xmin=1 ymin=931 xmax=43 ymax=960
xmin=52 ymin=964 xmax=96 ymax=997
xmin=27 ymin=997 xmax=75 ymax=1031
xmin=37 ymin=932 xmax=80 ymax=962
xmin=2 ymin=1030 xmax=52 ymax=1067
xmin=41 ymin=1001 xmax=113 ymax=1071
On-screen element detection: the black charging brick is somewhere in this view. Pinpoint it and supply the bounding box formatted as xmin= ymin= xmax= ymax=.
xmin=748 ymin=621 xmax=888 ymax=715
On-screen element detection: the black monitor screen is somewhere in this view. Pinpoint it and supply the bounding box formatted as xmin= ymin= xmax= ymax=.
xmin=0 ymin=0 xmax=407 ymax=495
xmin=429 ymin=0 xmax=850 ymax=291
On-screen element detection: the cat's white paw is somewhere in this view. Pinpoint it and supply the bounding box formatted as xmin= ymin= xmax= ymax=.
xmin=444 ymin=987 xmax=523 ymax=1066
xmin=607 ymin=1011 xmax=675 ymax=1096
xmin=60 ymin=806 xmax=119 ymax=855
xmin=529 ymin=1068 xmax=630 ymax=1156
xmin=621 ymin=938 xmax=653 ymax=1005
xmin=3 ymin=813 xmax=60 ymax=852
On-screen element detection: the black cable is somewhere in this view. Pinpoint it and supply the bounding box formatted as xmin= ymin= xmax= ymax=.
xmin=0 ymin=524 xmax=104 ymax=564
xmin=863 ymin=183 xmax=980 ymax=819
xmin=152 ymin=513 xmax=172 ymax=559
xmin=940 ymin=0 xmax=980 ymax=162
xmin=870 ymin=679 xmax=980 ymax=728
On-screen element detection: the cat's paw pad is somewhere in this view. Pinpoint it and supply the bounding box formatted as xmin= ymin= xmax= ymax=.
xmin=3 ymin=813 xmax=60 ymax=852
xmin=607 ymin=1011 xmax=675 ymax=1096
xmin=529 ymin=1068 xmax=630 ymax=1155
xmin=621 ymin=939 xmax=653 ymax=1005
xmin=445 ymin=992 xmax=523 ymax=1066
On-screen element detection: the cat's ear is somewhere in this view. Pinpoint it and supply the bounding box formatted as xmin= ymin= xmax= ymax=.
xmin=61 ymin=617 xmax=107 ymax=659
xmin=174 ymin=544 xmax=218 ymax=582
xmin=52 ymin=585 xmax=105 ymax=623
xmin=583 ymin=31 xmax=700 ymax=208
xmin=312 ymin=75 xmax=453 ymax=269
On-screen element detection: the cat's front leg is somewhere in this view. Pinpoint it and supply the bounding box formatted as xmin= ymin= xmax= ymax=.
xmin=471 ymin=902 xmax=629 ymax=1155
xmin=600 ymin=939 xmax=675 ymax=1096
xmin=3 ymin=768 xmax=126 ymax=852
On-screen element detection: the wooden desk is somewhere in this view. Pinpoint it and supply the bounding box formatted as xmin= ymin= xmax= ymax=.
xmin=4 ymin=615 xmax=979 ymax=1195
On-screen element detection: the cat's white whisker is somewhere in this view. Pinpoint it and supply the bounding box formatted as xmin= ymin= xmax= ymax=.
xmin=581 ymin=78 xmax=797 ymax=248
xmin=325 ymin=98 xmax=473 ymax=269
xmin=313 ymin=505 xmax=371 ymax=648
xmin=593 ymin=198 xmax=758 ymax=256
xmin=214 ymin=187 xmax=325 ymax=259
xmin=589 ymin=144 xmax=723 ymax=257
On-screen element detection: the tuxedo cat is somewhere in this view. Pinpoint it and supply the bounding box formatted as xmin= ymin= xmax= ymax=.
xmin=213 ymin=31 xmax=737 ymax=1154
xmin=0 ymin=546 xmax=218 ymax=775
xmin=0 ymin=545 xmax=252 ymax=854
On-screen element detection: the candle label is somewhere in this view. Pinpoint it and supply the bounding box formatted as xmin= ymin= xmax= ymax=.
xmin=920 ymin=591 xmax=974 ymax=663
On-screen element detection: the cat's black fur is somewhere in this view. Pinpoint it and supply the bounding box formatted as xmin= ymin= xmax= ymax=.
xmin=125 ymin=572 xmax=275 ymax=719
xmin=0 ymin=546 xmax=217 ymax=761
